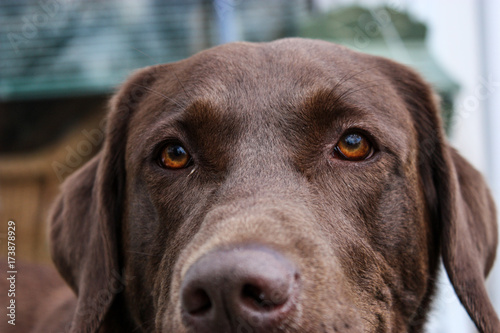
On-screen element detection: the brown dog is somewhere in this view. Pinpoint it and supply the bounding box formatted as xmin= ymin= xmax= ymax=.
xmin=4 ymin=38 xmax=499 ymax=332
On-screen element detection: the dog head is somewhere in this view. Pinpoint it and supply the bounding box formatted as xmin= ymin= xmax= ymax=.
xmin=50 ymin=38 xmax=498 ymax=332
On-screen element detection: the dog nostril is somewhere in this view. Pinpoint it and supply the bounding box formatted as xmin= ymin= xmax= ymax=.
xmin=242 ymin=283 xmax=272 ymax=310
xmin=185 ymin=288 xmax=212 ymax=316
xmin=241 ymin=282 xmax=290 ymax=311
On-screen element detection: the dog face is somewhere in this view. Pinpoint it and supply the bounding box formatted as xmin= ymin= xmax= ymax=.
xmin=50 ymin=39 xmax=499 ymax=333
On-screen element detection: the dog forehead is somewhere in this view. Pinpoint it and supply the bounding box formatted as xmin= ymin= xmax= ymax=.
xmin=184 ymin=42 xmax=410 ymax=128
xmin=173 ymin=38 xmax=379 ymax=94
xmin=148 ymin=40 xmax=405 ymax=116
xmin=128 ymin=39 xmax=415 ymax=160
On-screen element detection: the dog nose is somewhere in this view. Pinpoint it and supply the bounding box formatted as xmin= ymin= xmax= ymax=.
xmin=180 ymin=245 xmax=300 ymax=333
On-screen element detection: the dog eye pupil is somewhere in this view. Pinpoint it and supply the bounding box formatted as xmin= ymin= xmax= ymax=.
xmin=160 ymin=144 xmax=191 ymax=169
xmin=335 ymin=133 xmax=372 ymax=161
xmin=170 ymin=145 xmax=186 ymax=158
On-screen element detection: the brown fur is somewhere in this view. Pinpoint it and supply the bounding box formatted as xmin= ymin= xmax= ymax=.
xmin=4 ymin=38 xmax=499 ymax=332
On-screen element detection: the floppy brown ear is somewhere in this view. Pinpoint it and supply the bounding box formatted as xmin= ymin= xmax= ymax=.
xmin=440 ymin=147 xmax=499 ymax=332
xmin=379 ymin=58 xmax=499 ymax=332
xmin=49 ymin=65 xmax=161 ymax=332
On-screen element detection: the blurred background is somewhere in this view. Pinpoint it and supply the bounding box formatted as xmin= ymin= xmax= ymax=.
xmin=0 ymin=0 xmax=499 ymax=331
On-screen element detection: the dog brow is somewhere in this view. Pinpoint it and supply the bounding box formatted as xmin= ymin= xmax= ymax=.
xmin=178 ymin=99 xmax=240 ymax=138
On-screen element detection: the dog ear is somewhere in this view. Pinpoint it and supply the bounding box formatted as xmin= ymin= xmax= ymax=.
xmin=441 ymin=147 xmax=499 ymax=331
xmin=49 ymin=65 xmax=161 ymax=332
xmin=379 ymin=58 xmax=499 ymax=332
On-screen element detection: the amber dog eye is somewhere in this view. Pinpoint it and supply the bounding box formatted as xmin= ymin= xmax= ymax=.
xmin=334 ymin=132 xmax=372 ymax=161
xmin=160 ymin=143 xmax=191 ymax=169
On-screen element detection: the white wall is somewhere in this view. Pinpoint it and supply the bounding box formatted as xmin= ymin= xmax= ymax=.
xmin=481 ymin=0 xmax=500 ymax=319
